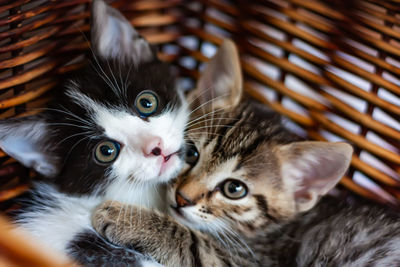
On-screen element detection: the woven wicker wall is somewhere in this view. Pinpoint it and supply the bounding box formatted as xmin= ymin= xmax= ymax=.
xmin=0 ymin=0 xmax=399 ymax=207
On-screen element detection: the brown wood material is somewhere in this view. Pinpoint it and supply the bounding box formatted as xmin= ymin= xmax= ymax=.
xmin=0 ymin=216 xmax=80 ymax=266
xmin=0 ymin=0 xmax=399 ymax=261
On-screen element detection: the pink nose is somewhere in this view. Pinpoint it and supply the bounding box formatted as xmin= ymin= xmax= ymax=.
xmin=142 ymin=136 xmax=164 ymax=157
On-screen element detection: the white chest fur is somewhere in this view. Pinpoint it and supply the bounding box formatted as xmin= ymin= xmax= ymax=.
xmin=16 ymin=183 xmax=165 ymax=254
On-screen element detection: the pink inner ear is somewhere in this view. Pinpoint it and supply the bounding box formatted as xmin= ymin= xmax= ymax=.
xmin=280 ymin=141 xmax=352 ymax=211
xmin=294 ymin=189 xmax=313 ymax=200
xmin=292 ymin=153 xmax=348 ymax=200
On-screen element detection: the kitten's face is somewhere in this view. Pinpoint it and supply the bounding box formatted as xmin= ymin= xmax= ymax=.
xmin=166 ymin=40 xmax=352 ymax=237
xmin=0 ymin=0 xmax=188 ymax=197
xmin=168 ymin=104 xmax=296 ymax=236
xmin=53 ymin=59 xmax=187 ymax=195
xmin=169 ymin=104 xmax=351 ymax=237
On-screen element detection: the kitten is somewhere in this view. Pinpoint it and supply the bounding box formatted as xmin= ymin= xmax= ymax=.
xmin=0 ymin=0 xmax=187 ymax=265
xmin=92 ymin=40 xmax=370 ymax=266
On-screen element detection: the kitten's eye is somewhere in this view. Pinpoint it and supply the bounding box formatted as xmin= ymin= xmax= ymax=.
xmin=185 ymin=141 xmax=199 ymax=166
xmin=135 ymin=91 xmax=158 ymax=117
xmin=94 ymin=140 xmax=121 ymax=164
xmin=221 ymin=179 xmax=247 ymax=199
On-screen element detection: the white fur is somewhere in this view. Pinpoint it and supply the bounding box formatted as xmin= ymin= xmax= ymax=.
xmin=16 ymin=184 xmax=101 ymax=253
xmin=0 ymin=137 xmax=55 ymax=176
xmin=7 ymin=1 xmax=185 ymax=264
xmin=17 ymin=183 xmax=167 ymax=257
xmin=0 ymin=120 xmax=58 ymax=177
xmin=15 ymin=90 xmax=188 ymax=256
xmin=141 ymin=260 xmax=164 ymax=267
xmin=67 ymin=89 xmax=188 ymax=184
xmin=172 ymin=204 xmax=228 ymax=235
xmin=98 ymin=107 xmax=187 ymax=183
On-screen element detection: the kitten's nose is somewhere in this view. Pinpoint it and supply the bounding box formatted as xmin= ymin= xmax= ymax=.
xmin=176 ymin=191 xmax=193 ymax=208
xmin=142 ymin=136 xmax=164 ymax=157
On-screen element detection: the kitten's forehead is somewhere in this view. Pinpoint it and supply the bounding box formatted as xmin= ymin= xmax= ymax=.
xmin=68 ymin=59 xmax=182 ymax=114
xmin=189 ymin=102 xmax=291 ymax=165
xmin=201 ymin=156 xmax=243 ymax=189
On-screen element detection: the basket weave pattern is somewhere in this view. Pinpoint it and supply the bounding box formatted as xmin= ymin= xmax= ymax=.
xmin=0 ymin=0 xmax=399 ymax=206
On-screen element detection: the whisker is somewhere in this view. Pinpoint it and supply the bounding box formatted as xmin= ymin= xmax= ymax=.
xmin=45 ymin=122 xmax=94 ymax=131
xmin=75 ymin=25 xmax=121 ymax=98
xmin=185 ymin=83 xmax=221 ymax=108
xmin=35 ymin=107 xmax=94 ymax=126
xmin=106 ymin=60 xmax=123 ymax=95
xmin=62 ymin=133 xmax=97 ymax=166
xmin=187 ymin=117 xmax=240 ymax=129
xmin=188 ymin=92 xmax=231 ymax=117
xmin=186 ymin=125 xmax=234 ymax=132
xmin=219 ymin=221 xmax=255 ymax=260
xmin=186 ymin=106 xmax=238 ymax=128
xmin=54 ymin=131 xmax=94 ymax=149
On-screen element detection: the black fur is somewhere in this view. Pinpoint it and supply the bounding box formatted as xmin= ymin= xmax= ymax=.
xmin=68 ymin=231 xmax=154 ymax=267
xmin=42 ymin=57 xmax=182 ymax=195
xmin=0 ymin=1 xmax=185 ymax=265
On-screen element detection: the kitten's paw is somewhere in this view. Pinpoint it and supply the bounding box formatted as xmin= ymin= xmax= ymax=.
xmin=92 ymin=200 xmax=124 ymax=241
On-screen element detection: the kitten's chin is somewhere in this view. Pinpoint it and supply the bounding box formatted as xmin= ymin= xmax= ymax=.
xmin=168 ymin=206 xmax=203 ymax=230
xmin=157 ymin=154 xmax=182 ymax=182
xmin=169 ymin=207 xmax=194 ymax=227
xmin=169 ymin=206 xmax=226 ymax=235
xmin=134 ymin=155 xmax=183 ymax=184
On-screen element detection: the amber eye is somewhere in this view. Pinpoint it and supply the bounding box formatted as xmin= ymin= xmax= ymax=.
xmin=185 ymin=141 xmax=199 ymax=166
xmin=135 ymin=91 xmax=158 ymax=117
xmin=221 ymin=179 xmax=248 ymax=199
xmin=94 ymin=140 xmax=121 ymax=164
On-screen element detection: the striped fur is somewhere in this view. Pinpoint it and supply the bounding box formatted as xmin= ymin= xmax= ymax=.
xmin=91 ymin=40 xmax=400 ymax=267
xmin=95 ymin=96 xmax=397 ymax=267
xmin=93 ymin=95 xmax=400 ymax=266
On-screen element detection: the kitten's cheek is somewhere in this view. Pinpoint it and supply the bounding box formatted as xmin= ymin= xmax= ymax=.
xmin=170 ymin=207 xmax=196 ymax=226
xmin=158 ymin=155 xmax=180 ymax=177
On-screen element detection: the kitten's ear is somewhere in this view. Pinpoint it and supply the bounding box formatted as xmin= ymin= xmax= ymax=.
xmin=0 ymin=117 xmax=60 ymax=177
xmin=188 ymin=39 xmax=243 ymax=109
xmin=91 ymin=0 xmax=154 ymax=63
xmin=278 ymin=141 xmax=353 ymax=212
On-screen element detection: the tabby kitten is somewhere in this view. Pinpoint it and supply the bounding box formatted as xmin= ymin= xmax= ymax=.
xmin=92 ymin=41 xmax=400 ymax=267
xmin=0 ymin=1 xmax=186 ymax=265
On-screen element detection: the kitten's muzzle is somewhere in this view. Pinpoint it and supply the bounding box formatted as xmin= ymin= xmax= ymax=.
xmin=142 ymin=136 xmax=181 ymax=163
xmin=170 ymin=192 xmax=194 ymax=219
xmin=175 ymin=191 xmax=194 ymax=208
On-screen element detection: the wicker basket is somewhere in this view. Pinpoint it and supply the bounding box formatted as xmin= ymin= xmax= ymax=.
xmin=0 ymin=0 xmax=399 ymax=217
xmin=0 ymin=0 xmax=399 ymax=265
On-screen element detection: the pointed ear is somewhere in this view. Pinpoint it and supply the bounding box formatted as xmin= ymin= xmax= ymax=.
xmin=188 ymin=39 xmax=243 ymax=109
xmin=278 ymin=141 xmax=353 ymax=212
xmin=91 ymin=0 xmax=155 ymax=63
xmin=0 ymin=116 xmax=60 ymax=177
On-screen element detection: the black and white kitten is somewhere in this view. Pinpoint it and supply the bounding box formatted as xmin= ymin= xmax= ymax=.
xmin=0 ymin=0 xmax=187 ymax=265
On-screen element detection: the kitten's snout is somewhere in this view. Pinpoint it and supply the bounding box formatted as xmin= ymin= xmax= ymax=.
xmin=142 ymin=136 xmax=164 ymax=157
xmin=142 ymin=136 xmax=180 ymax=164
xmin=176 ymin=191 xmax=194 ymax=208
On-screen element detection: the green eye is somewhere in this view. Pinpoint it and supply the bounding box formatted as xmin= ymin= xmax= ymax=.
xmin=135 ymin=91 xmax=158 ymax=117
xmin=221 ymin=179 xmax=248 ymax=199
xmin=94 ymin=140 xmax=121 ymax=164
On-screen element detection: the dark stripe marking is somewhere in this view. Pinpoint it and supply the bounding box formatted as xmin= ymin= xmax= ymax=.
xmin=254 ymin=194 xmax=278 ymax=223
xmin=214 ymin=245 xmax=233 ymax=267
xmin=212 ymin=115 xmax=242 ymax=156
xmin=190 ymin=231 xmax=203 ymax=267
xmin=171 ymin=225 xmax=178 ymax=237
